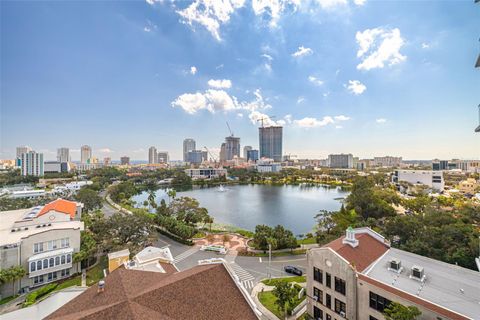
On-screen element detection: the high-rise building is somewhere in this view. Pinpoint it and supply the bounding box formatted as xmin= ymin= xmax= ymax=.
xmin=21 ymin=151 xmax=44 ymax=176
xmin=57 ymin=147 xmax=70 ymax=162
xmin=120 ymin=156 xmax=130 ymax=165
xmin=225 ymin=136 xmax=240 ymax=161
xmin=81 ymin=145 xmax=92 ymax=164
xmin=187 ymin=150 xmax=208 ymax=164
xmin=373 ymin=156 xmax=402 ymax=168
xmin=259 ymin=126 xmax=283 ymax=162
xmin=16 ymin=146 xmax=32 ymax=158
xmin=243 ymin=146 xmax=252 ymax=159
xmin=219 ymin=143 xmax=226 ymax=162
xmin=183 ymin=139 xmax=196 ymax=162
xmin=247 ymin=149 xmax=259 ymax=162
xmin=328 ymin=154 xmax=353 ymax=169
xmin=148 ymin=146 xmax=157 ymax=164
xmin=157 ymin=151 xmax=169 ymax=163
xmin=103 ymin=157 xmax=111 ymax=166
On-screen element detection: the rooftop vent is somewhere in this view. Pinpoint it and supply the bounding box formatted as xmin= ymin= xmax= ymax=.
xmin=388 ymin=259 xmax=402 ymax=273
xmin=410 ymin=265 xmax=425 ymax=282
xmin=342 ymin=226 xmax=359 ymax=248
xmin=97 ymin=280 xmax=105 ymax=293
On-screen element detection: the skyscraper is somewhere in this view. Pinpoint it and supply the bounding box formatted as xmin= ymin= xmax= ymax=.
xmin=81 ymin=145 xmax=92 ymax=164
xmin=328 ymin=154 xmax=354 ymax=168
xmin=157 ymin=151 xmax=169 ymax=163
xmin=183 ymin=139 xmax=196 ymax=162
xmin=219 ymin=143 xmax=226 ymax=162
xmin=259 ymin=126 xmax=283 ymax=162
xmin=21 ymin=151 xmax=44 ymax=176
xmin=16 ymin=146 xmax=32 ymax=158
xmin=225 ymin=136 xmax=240 ymax=161
xmin=120 ymin=156 xmax=130 ymax=165
xmin=247 ymin=149 xmax=259 ymax=162
xmin=148 ymin=146 xmax=157 ymax=164
xmin=57 ymin=147 xmax=70 ymax=162
xmin=243 ymin=146 xmax=252 ymax=158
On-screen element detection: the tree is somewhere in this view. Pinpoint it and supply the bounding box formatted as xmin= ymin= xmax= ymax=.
xmin=167 ymin=189 xmax=177 ymax=201
xmin=384 ymin=302 xmax=421 ymax=320
xmin=0 ymin=266 xmax=26 ymax=295
xmin=147 ymin=190 xmax=157 ymax=210
xmin=75 ymin=187 xmax=102 ymax=212
xmin=74 ymin=231 xmax=98 ymax=268
xmin=272 ymin=281 xmax=296 ymax=319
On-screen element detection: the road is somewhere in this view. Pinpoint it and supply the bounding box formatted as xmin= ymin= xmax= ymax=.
xmin=99 ymin=190 xmax=118 ymax=217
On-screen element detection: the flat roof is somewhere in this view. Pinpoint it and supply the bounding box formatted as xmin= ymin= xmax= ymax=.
xmin=0 ymin=208 xmax=84 ymax=246
xmin=364 ymin=248 xmax=480 ymax=319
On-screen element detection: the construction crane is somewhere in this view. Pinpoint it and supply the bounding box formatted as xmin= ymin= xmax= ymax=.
xmin=226 ymin=122 xmax=234 ymax=137
xmin=257 ymin=115 xmax=276 ymax=127
xmin=204 ymin=146 xmax=217 ymax=162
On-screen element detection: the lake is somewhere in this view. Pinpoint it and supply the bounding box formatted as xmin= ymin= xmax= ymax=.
xmin=132 ymin=184 xmax=349 ymax=235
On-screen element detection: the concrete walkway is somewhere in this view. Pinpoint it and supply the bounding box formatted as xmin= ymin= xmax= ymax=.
xmin=251 ymin=283 xmax=278 ymax=320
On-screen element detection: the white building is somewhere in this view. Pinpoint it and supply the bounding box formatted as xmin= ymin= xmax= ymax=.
xmin=328 ymin=154 xmax=353 ymax=169
xmin=392 ymin=170 xmax=445 ymax=192
xmin=184 ymin=168 xmax=227 ymax=180
xmin=0 ymin=199 xmax=84 ymax=297
xmin=80 ymin=145 xmax=92 ymax=164
xmin=16 ymin=146 xmax=32 ymax=159
xmin=255 ymin=158 xmax=282 ymax=173
xmin=373 ymin=156 xmax=402 ymax=168
xmin=148 ymin=146 xmax=157 ymax=164
xmin=57 ymin=148 xmax=70 ymax=162
xmin=21 ymin=151 xmax=44 ymax=176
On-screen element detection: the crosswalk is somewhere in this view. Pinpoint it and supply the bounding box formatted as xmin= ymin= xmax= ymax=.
xmin=229 ymin=263 xmax=255 ymax=290
xmin=173 ymin=247 xmax=199 ymax=264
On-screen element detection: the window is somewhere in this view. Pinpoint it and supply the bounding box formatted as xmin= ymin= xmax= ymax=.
xmin=33 ymin=242 xmax=44 ymax=253
xmin=37 ymin=260 xmax=42 ymax=270
xmin=48 ymin=272 xmax=53 ymax=282
xmin=49 ymin=258 xmax=54 ymax=268
xmin=326 ymin=314 xmax=331 ymax=320
xmin=334 ymin=299 xmax=346 ymax=316
xmin=67 ymin=254 xmax=71 ymax=263
xmin=43 ymin=259 xmax=48 ymax=269
xmin=334 ymin=277 xmax=346 ymax=295
xmin=370 ymin=316 xmax=379 ymax=320
xmin=55 ymin=256 xmax=60 ymax=265
xmin=314 ymin=267 xmax=323 ymax=284
xmin=30 ymin=262 xmax=36 ymax=272
xmin=313 ymin=287 xmax=323 ymax=304
xmin=61 ymin=255 xmax=66 ymax=264
xmin=313 ymin=306 xmax=323 ymax=320
xmin=369 ymin=292 xmax=392 ymax=313
xmin=326 ymin=273 xmax=331 ymax=288
xmin=61 ymin=238 xmax=70 ymax=248
xmin=326 ymin=294 xmax=331 ymax=309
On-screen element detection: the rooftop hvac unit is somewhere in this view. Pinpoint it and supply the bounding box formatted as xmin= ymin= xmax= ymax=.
xmin=389 ymin=258 xmax=402 ymax=272
xmin=411 ymin=265 xmax=425 ymax=281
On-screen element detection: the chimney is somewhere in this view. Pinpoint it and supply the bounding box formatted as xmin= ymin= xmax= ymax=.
xmin=97 ymin=280 xmax=105 ymax=293
xmin=342 ymin=226 xmax=359 ymax=248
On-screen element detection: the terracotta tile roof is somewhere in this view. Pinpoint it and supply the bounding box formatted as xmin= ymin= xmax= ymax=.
xmin=46 ymin=263 xmax=258 ymax=320
xmin=324 ymin=233 xmax=389 ymax=272
xmin=38 ymin=199 xmax=78 ymax=219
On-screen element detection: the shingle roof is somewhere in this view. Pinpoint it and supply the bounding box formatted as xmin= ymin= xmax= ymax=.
xmin=324 ymin=232 xmax=389 ymax=272
xmin=38 ymin=199 xmax=78 ymax=219
xmin=46 ymin=263 xmax=258 ymax=320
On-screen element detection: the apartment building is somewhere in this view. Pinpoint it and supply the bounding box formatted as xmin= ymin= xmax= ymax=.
xmin=307 ymin=227 xmax=480 ymax=320
xmin=184 ymin=168 xmax=227 ymax=179
xmin=0 ymin=199 xmax=84 ymax=297
xmin=392 ymin=170 xmax=445 ymax=192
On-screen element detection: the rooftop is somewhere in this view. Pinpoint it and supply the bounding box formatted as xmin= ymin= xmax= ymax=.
xmin=37 ymin=199 xmax=79 ymax=219
xmin=46 ymin=263 xmax=258 ymax=320
xmin=363 ymin=248 xmax=480 ymax=319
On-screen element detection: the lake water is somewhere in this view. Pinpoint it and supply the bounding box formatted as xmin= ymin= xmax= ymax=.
xmin=132 ymin=184 xmax=349 ymax=235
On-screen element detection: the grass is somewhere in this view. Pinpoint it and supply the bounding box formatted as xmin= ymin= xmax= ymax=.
xmin=85 ymin=256 xmax=108 ymax=286
xmin=258 ymin=291 xmax=284 ymax=319
xmin=262 ymin=276 xmax=306 ymax=286
xmin=0 ymin=294 xmax=19 ymax=306
xmin=297 ymin=237 xmax=316 ymax=245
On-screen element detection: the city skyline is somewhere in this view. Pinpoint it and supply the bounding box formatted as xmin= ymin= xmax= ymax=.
xmin=1 ymin=1 xmax=479 ymax=160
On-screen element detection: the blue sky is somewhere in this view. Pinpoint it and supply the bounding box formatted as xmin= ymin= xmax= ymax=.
xmin=1 ymin=0 xmax=479 ymax=161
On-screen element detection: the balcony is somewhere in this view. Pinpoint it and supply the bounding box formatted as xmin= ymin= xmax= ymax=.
xmin=28 ymin=247 xmax=74 ymax=278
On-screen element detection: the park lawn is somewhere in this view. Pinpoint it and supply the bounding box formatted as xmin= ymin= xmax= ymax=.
xmin=262 ymin=276 xmax=306 ymax=286
xmin=258 ymin=291 xmax=285 ymax=319
xmin=297 ymin=237 xmax=316 ymax=245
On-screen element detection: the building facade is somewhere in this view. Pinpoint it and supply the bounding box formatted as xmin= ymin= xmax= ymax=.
xmin=243 ymin=146 xmax=252 ymax=158
xmin=56 ymin=148 xmax=70 ymax=163
xmin=148 ymin=146 xmax=157 ymax=164
xmin=0 ymin=199 xmax=84 ymax=297
xmin=20 ymin=151 xmax=44 ymax=176
xmin=80 ymin=145 xmax=92 ymax=164
xmin=187 ymin=150 xmax=207 ymax=164
xmin=157 ymin=151 xmax=169 ymax=163
xmin=225 ymin=136 xmax=240 ymax=161
xmin=44 ymin=161 xmax=69 ymax=174
xmin=183 ymin=138 xmax=196 ymax=162
xmin=120 ymin=156 xmax=130 ymax=165
xmin=247 ymin=149 xmax=259 ymax=162
xmin=259 ymin=126 xmax=283 ymax=162
xmin=306 ymin=227 xmax=480 ymax=320
xmin=184 ymin=168 xmax=227 ymax=180
xmin=328 ymin=154 xmax=353 ymax=169
xmin=392 ymin=170 xmax=445 ymax=191
xmin=373 ymin=156 xmax=402 ymax=168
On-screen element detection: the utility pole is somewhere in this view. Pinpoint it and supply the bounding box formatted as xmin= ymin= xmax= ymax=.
xmin=268 ymin=243 xmax=272 ymax=279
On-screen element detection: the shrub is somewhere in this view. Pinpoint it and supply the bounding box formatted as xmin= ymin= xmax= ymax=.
xmin=23 ymin=283 xmax=58 ymax=307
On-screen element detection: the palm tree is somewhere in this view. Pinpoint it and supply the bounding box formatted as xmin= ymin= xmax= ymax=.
xmin=167 ymin=189 xmax=176 ymax=202
xmin=147 ymin=190 xmax=157 ymax=210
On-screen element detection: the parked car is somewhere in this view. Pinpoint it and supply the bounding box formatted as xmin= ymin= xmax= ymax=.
xmin=284 ymin=265 xmax=303 ymax=276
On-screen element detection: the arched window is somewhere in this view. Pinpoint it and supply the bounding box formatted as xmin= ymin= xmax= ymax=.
xmin=55 ymin=256 xmax=60 ymax=265
xmin=61 ymin=255 xmax=66 ymax=264
xmin=30 ymin=262 xmax=36 ymax=272
xmin=66 ymin=254 xmax=71 ymax=263
xmin=43 ymin=259 xmax=48 ymax=269
xmin=37 ymin=260 xmax=42 ymax=270
xmin=49 ymin=258 xmax=54 ymax=267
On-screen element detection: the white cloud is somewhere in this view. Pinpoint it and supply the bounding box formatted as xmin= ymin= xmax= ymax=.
xmin=296 ymin=96 xmax=305 ymax=104
xmin=292 ymin=46 xmax=313 ymax=58
xmin=190 ymin=66 xmax=197 ymax=75
xmin=421 ymin=42 xmax=430 ymax=49
xmin=308 ymin=76 xmax=324 ymax=86
xmin=144 ymin=26 xmax=151 ymax=32
xmin=335 ymin=125 xmax=343 ymax=129
xmin=294 ymin=116 xmax=334 ymax=128
xmin=334 ymin=115 xmax=350 ymax=121
xmin=346 ymin=80 xmax=366 ymax=95
xmin=252 ymin=0 xmax=286 ymax=27
xmin=353 ymin=0 xmax=366 ymax=5
xmin=208 ymin=79 xmax=232 ymax=89
xmin=261 ymin=53 xmax=273 ymax=61
xmin=237 ymin=113 xmax=244 ymax=118
xmin=249 ymin=110 xmax=278 ymax=126
xmin=284 ymin=114 xmax=292 ymax=124
xmin=99 ymin=148 xmax=114 ymax=153
xmin=145 ymin=0 xmax=163 ymax=5
xmin=215 ymin=64 xmax=224 ymax=69
xmin=376 ymin=118 xmax=387 ymax=123
xmin=176 ymin=0 xmax=245 ymax=41
xmin=356 ymin=27 xmax=406 ymax=70
xmin=316 ymin=0 xmax=348 ymax=10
